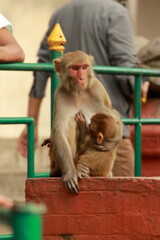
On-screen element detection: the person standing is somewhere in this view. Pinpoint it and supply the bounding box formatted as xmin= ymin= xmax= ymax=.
xmin=17 ymin=0 xmax=145 ymax=176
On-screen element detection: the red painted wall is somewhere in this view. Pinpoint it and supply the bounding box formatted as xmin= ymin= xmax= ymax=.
xmin=25 ymin=177 xmax=160 ymax=240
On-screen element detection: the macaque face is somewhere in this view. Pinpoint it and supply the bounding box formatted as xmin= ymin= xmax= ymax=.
xmin=68 ymin=64 xmax=89 ymax=88
xmin=88 ymin=121 xmax=99 ymax=140
xmin=54 ymin=51 xmax=94 ymax=91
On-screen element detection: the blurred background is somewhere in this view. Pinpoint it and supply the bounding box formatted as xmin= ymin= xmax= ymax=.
xmin=0 ymin=0 xmax=160 ymax=206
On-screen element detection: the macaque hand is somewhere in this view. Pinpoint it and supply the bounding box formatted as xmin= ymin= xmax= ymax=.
xmin=63 ymin=169 xmax=82 ymax=194
xmin=76 ymin=161 xmax=90 ymax=177
xmin=75 ymin=112 xmax=85 ymax=124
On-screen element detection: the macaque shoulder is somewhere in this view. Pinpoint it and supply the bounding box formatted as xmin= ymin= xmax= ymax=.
xmin=89 ymin=78 xmax=112 ymax=108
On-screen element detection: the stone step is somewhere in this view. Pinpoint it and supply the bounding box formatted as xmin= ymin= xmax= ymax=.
xmin=0 ymin=173 xmax=26 ymax=203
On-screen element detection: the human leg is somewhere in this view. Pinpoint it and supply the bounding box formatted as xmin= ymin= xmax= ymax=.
xmin=112 ymin=138 xmax=134 ymax=176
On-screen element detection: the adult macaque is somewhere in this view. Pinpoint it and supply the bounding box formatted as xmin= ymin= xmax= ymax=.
xmin=50 ymin=50 xmax=113 ymax=194
xmin=75 ymin=112 xmax=123 ymax=177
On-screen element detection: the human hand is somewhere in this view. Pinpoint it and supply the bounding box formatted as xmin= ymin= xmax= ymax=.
xmin=0 ymin=195 xmax=14 ymax=209
xmin=17 ymin=126 xmax=38 ymax=158
xmin=141 ymin=81 xmax=150 ymax=103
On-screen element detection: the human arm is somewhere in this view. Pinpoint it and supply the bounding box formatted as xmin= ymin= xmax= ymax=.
xmin=107 ymin=6 xmax=139 ymax=99
xmin=17 ymin=12 xmax=62 ymax=157
xmin=0 ymin=27 xmax=25 ymax=62
xmin=108 ymin=6 xmax=150 ymax=101
xmin=17 ymin=16 xmax=54 ymax=157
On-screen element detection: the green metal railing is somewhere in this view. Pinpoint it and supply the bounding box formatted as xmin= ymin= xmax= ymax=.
xmin=0 ymin=203 xmax=46 ymax=240
xmin=0 ymin=117 xmax=34 ymax=178
xmin=1 ymin=63 xmax=160 ymax=178
xmin=1 ymin=62 xmax=160 ymax=240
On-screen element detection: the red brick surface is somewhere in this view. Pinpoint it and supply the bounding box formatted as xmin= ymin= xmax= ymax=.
xmin=25 ymin=177 xmax=160 ymax=240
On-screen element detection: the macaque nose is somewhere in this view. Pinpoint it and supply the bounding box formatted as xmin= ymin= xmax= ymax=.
xmin=78 ymin=68 xmax=83 ymax=79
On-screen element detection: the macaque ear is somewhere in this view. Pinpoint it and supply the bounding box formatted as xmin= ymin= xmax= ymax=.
xmin=96 ymin=132 xmax=104 ymax=144
xmin=89 ymin=55 xmax=94 ymax=65
xmin=54 ymin=58 xmax=62 ymax=72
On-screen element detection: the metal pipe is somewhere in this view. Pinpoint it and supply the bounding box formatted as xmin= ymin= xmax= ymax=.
xmin=1 ymin=63 xmax=160 ymax=76
xmin=0 ymin=117 xmax=35 ymax=178
xmin=0 ymin=204 xmax=46 ymax=240
xmin=27 ymin=122 xmax=35 ymax=178
xmin=133 ymin=75 xmax=142 ymax=176
xmin=50 ymin=51 xmax=62 ymax=128
xmin=0 ymin=235 xmax=13 ymax=240
xmin=47 ymin=23 xmax=65 ymax=128
xmin=12 ymin=204 xmax=45 ymax=240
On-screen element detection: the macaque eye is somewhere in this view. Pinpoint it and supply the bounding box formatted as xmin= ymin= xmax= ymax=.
xmin=82 ymin=65 xmax=88 ymax=70
xmin=90 ymin=123 xmax=95 ymax=131
xmin=71 ymin=65 xmax=79 ymax=71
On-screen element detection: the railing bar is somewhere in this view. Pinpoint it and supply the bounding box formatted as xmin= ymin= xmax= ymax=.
xmin=134 ymin=75 xmax=142 ymax=176
xmin=1 ymin=63 xmax=160 ymax=76
xmin=0 ymin=117 xmax=35 ymax=178
xmin=0 ymin=234 xmax=13 ymax=240
xmin=0 ymin=63 xmax=53 ymax=71
xmin=35 ymin=172 xmax=50 ymax=178
xmin=134 ymin=123 xmax=141 ymax=176
xmin=27 ymin=122 xmax=35 ymax=178
xmin=93 ymin=66 xmax=160 ymax=76
xmin=134 ymin=75 xmax=141 ymax=119
xmin=0 ymin=117 xmax=34 ymax=124
xmin=122 ymin=118 xmax=160 ymax=124
xmin=50 ymin=51 xmax=62 ymax=129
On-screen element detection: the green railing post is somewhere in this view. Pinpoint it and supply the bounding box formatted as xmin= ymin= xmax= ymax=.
xmin=134 ymin=75 xmax=142 ymax=176
xmin=12 ymin=204 xmax=45 ymax=240
xmin=47 ymin=23 xmax=66 ymax=128
xmin=50 ymin=51 xmax=62 ymax=128
xmin=27 ymin=120 xmax=35 ymax=178
xmin=0 ymin=204 xmax=46 ymax=240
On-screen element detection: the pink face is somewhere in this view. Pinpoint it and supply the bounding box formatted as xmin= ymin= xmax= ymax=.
xmin=68 ymin=64 xmax=89 ymax=88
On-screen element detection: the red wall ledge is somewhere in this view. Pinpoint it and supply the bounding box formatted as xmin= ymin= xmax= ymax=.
xmin=25 ymin=177 xmax=160 ymax=240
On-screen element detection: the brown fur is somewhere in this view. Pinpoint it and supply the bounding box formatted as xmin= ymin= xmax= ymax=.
xmin=50 ymin=51 xmax=116 ymax=194
xmin=76 ymin=113 xmax=123 ymax=177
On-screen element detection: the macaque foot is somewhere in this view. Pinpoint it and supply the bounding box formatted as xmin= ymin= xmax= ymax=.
xmin=50 ymin=167 xmax=62 ymax=177
xmin=41 ymin=138 xmax=51 ymax=148
xmin=109 ymin=171 xmax=113 ymax=177
xmin=76 ymin=161 xmax=90 ymax=177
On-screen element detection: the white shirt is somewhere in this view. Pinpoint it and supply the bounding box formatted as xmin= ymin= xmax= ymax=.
xmin=0 ymin=13 xmax=12 ymax=31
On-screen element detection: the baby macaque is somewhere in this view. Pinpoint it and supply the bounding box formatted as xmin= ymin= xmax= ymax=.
xmin=75 ymin=112 xmax=123 ymax=177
